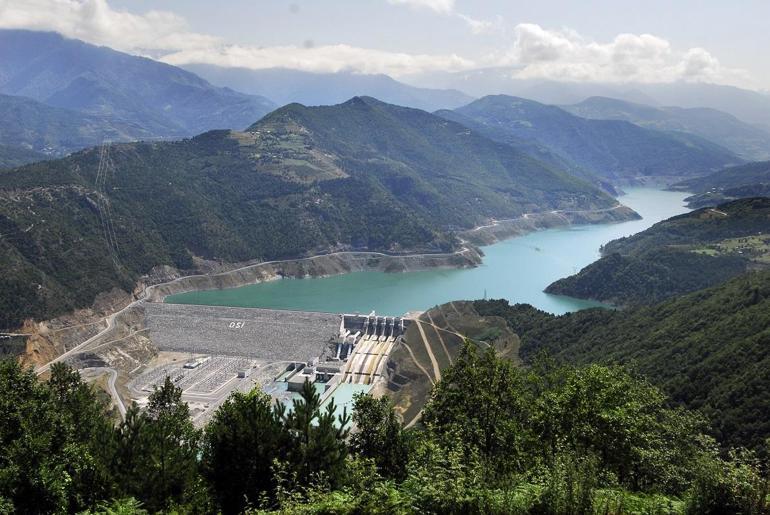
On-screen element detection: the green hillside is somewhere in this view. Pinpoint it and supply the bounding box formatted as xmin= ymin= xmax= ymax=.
xmin=477 ymin=269 xmax=770 ymax=451
xmin=0 ymin=97 xmax=622 ymax=330
xmin=447 ymin=95 xmax=741 ymax=183
xmin=546 ymin=197 xmax=770 ymax=305
xmin=671 ymin=161 xmax=770 ymax=208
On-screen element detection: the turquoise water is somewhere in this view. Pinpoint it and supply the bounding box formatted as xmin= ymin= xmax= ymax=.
xmin=167 ymin=188 xmax=690 ymax=315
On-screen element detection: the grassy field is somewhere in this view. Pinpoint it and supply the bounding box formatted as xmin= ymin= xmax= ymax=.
xmin=693 ymin=234 xmax=770 ymax=264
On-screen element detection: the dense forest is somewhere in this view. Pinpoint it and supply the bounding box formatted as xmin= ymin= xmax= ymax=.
xmin=0 ymin=97 xmax=622 ymax=330
xmin=477 ymin=269 xmax=770 ymax=452
xmin=546 ymin=197 xmax=770 ymax=305
xmin=1 ymin=350 xmax=768 ymax=514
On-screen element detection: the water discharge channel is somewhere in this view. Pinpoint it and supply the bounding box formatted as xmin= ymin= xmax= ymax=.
xmin=166 ymin=188 xmax=691 ymax=315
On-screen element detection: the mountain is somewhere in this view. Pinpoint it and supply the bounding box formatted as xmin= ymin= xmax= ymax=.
xmin=476 ymin=269 xmax=770 ymax=451
xmin=435 ymin=108 xmax=615 ymax=193
xmin=545 ymin=197 xmax=770 ymax=305
xmin=182 ymin=64 xmax=473 ymax=112
xmin=444 ymin=95 xmax=741 ymax=184
xmin=0 ymin=97 xmax=625 ymax=330
xmin=0 ymin=144 xmax=46 ymax=168
xmin=0 ymin=30 xmax=276 ymax=137
xmin=405 ymin=70 xmax=770 ymax=130
xmin=671 ymin=161 xmax=770 ymax=208
xmin=0 ymin=93 xmax=157 ymax=156
xmin=564 ymin=96 xmax=770 ymax=161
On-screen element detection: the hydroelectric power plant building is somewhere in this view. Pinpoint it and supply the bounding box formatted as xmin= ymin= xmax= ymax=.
xmin=144 ymin=303 xmax=411 ymax=417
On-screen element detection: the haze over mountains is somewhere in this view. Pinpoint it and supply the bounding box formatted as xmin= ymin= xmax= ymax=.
xmin=406 ymin=69 xmax=770 ymax=130
xmin=564 ymin=96 xmax=770 ymax=161
xmin=671 ymin=161 xmax=770 ymax=208
xmin=183 ymin=64 xmax=474 ymax=113
xmin=439 ymin=95 xmax=740 ymax=185
xmin=0 ymin=30 xmax=276 ymax=143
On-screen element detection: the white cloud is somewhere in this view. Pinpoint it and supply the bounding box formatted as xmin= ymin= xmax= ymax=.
xmin=487 ymin=23 xmax=752 ymax=87
xmin=387 ymin=0 xmax=455 ymax=15
xmin=0 ymin=0 xmax=474 ymax=77
xmin=386 ymin=0 xmax=501 ymax=36
xmin=0 ymin=1 xmax=755 ymax=87
xmin=0 ymin=0 xmax=219 ymax=52
xmin=161 ymin=44 xmax=475 ymax=77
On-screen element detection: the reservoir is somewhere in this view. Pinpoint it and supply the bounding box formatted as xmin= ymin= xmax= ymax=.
xmin=166 ymin=188 xmax=690 ymax=315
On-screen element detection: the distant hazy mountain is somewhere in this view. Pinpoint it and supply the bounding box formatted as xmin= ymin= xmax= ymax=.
xmin=0 ymin=96 xmax=623 ymax=329
xmin=183 ymin=64 xmax=474 ymax=112
xmin=0 ymin=30 xmax=276 ymax=137
xmin=670 ymin=161 xmax=770 ymax=208
xmin=435 ymin=108 xmax=614 ymax=193
xmin=564 ymin=97 xmax=770 ymax=161
xmin=405 ymin=69 xmax=770 ymax=130
xmin=444 ymin=95 xmax=740 ymax=184
xmin=0 ymin=93 xmax=157 ymax=156
xmin=0 ymin=144 xmax=46 ymax=169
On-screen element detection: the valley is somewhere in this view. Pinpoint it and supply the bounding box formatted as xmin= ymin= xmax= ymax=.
xmin=167 ymin=188 xmax=688 ymax=315
xmin=2 ymin=8 xmax=770 ymax=512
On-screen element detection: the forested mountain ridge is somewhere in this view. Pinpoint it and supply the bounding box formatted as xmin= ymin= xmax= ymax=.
xmin=0 ymin=30 xmax=276 ymax=138
xmin=477 ymin=268 xmax=770 ymax=451
xmin=0 ymin=143 xmax=47 ymax=169
xmin=445 ymin=95 xmax=741 ymax=184
xmin=671 ymin=161 xmax=770 ymax=208
xmin=0 ymin=97 xmax=626 ymax=330
xmin=0 ymin=93 xmax=154 ymax=157
xmin=545 ymin=197 xmax=770 ymax=305
xmin=564 ymin=96 xmax=770 ymax=161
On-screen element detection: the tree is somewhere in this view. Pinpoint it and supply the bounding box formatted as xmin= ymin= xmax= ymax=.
xmin=202 ymin=389 xmax=287 ymax=514
xmin=115 ymin=377 xmax=203 ymax=512
xmin=350 ymin=393 xmax=410 ymax=480
xmin=422 ymin=342 xmax=530 ymax=478
xmin=0 ymin=360 xmax=116 ymax=514
xmin=277 ymin=380 xmax=351 ymax=489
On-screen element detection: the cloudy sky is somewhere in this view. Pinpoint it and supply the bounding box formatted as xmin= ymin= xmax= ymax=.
xmin=1 ymin=0 xmax=767 ymax=90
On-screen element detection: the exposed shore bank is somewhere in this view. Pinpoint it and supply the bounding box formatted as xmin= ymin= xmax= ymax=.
xmin=16 ymin=204 xmax=638 ymax=370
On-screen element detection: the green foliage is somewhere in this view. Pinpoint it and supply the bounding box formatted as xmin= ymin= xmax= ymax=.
xmin=422 ymin=343 xmax=528 ymax=479
xmin=202 ymin=389 xmax=287 ymax=514
xmin=685 ymin=446 xmax=770 ymax=515
xmin=350 ymin=393 xmax=410 ymax=480
xmin=477 ymin=270 xmax=770 ymax=452
xmin=80 ymin=497 xmax=149 ymax=515
xmin=2 ymin=349 xmax=767 ymax=513
xmin=113 ymin=378 xmax=204 ymax=512
xmin=278 ymin=380 xmax=351 ymax=490
xmin=0 ymin=360 xmax=116 ymax=514
xmin=547 ymin=197 xmax=770 ymax=306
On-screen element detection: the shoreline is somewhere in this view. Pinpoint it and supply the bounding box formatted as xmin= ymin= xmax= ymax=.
xmin=21 ymin=203 xmax=639 ymax=372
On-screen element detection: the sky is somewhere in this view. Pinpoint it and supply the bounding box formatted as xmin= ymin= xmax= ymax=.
xmin=0 ymin=0 xmax=768 ymax=90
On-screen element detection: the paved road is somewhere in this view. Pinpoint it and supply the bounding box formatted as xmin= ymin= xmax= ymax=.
xmin=31 ymin=202 xmax=624 ymax=375
xmin=81 ymin=367 xmax=126 ymax=419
